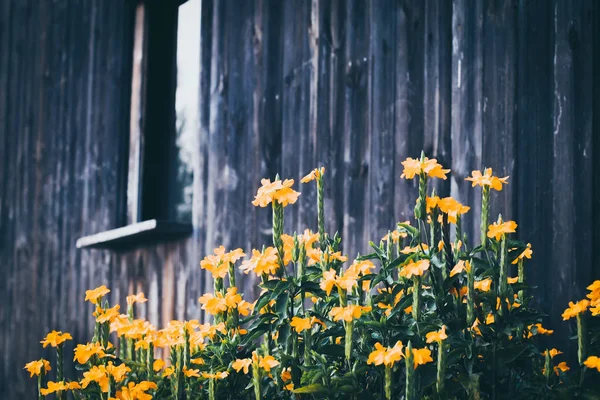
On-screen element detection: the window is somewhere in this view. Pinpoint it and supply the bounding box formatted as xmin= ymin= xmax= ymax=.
xmin=76 ymin=0 xmax=200 ymax=249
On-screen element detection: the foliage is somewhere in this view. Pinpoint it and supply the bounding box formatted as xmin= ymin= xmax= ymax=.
xmin=24 ymin=154 xmax=600 ymax=399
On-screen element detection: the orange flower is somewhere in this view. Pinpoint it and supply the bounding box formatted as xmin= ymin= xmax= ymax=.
xmin=330 ymin=305 xmax=372 ymax=322
xmin=198 ymin=293 xmax=227 ymax=315
xmin=554 ymin=361 xmax=569 ymax=375
xmin=450 ymin=260 xmax=471 ymax=277
xmin=400 ymin=157 xmax=450 ymax=180
xmin=94 ymin=304 xmax=121 ymax=323
xmin=465 ymin=168 xmax=509 ymax=191
xmin=382 ymin=230 xmax=407 ymax=243
xmin=232 ymin=358 xmax=252 ymax=374
xmin=301 ymin=167 xmax=325 ymax=183
xmin=367 ymin=341 xmax=404 ymax=367
xmin=73 ymin=343 xmax=108 ymax=364
xmin=527 ymin=323 xmax=553 ymax=336
xmin=487 ymin=220 xmax=517 ymax=241
xmin=126 ymin=292 xmax=147 ymax=307
xmin=41 ymin=330 xmax=72 ymax=348
xmin=438 ymin=197 xmax=470 ymax=223
xmin=240 ymin=247 xmax=279 ymax=276
xmin=85 ymin=285 xmax=111 ymax=305
xmin=542 ymin=349 xmax=563 ymax=359
xmin=562 ymin=299 xmax=590 ymax=320
xmin=425 ymin=326 xmax=448 ymax=343
xmin=257 ymin=354 xmax=280 ymax=372
xmin=399 ymin=259 xmax=430 ymax=279
xmin=41 ymin=381 xmax=68 ymax=396
xmin=400 ymin=244 xmax=429 ymax=254
xmin=474 ymin=278 xmax=492 ymax=292
xmin=252 ymin=178 xmax=300 ymax=207
xmin=183 ymin=367 xmax=200 ymax=378
xmin=202 ymin=371 xmax=229 ymax=380
xmin=410 ymin=347 xmax=434 ymax=369
xmin=24 ymin=359 xmax=51 ymax=377
xmin=201 ymin=246 xmax=246 ymax=279
xmin=153 ymin=359 xmax=165 ymax=372
xmin=584 ymin=356 xmax=600 ymax=372
xmin=117 ymin=381 xmax=157 ymax=400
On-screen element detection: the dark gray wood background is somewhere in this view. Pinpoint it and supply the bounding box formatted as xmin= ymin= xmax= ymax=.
xmin=1 ymin=0 xmax=598 ymax=397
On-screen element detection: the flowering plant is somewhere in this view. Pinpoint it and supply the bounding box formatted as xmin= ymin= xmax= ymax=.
xmin=25 ymin=154 xmax=600 ymax=399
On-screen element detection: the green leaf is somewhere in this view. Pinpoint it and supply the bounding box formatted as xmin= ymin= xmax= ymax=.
xmin=293 ymin=384 xmax=326 ymax=394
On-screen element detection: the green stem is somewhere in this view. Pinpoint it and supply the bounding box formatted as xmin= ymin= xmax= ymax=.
xmin=317 ymin=176 xmax=325 ymax=251
xmin=37 ymin=368 xmax=43 ymax=400
xmin=468 ymin=374 xmax=480 ymax=400
xmin=412 ymin=276 xmax=422 ymax=322
xmin=467 ymin=259 xmax=475 ymax=326
xmin=209 ymin=376 xmax=216 ymax=400
xmin=57 ymin=345 xmax=64 ymax=400
xmin=517 ymin=259 xmax=525 ymax=303
xmin=405 ymin=342 xmax=415 ymax=400
xmin=544 ymin=350 xmax=551 ymax=384
xmin=272 ymin=201 xmax=285 ymax=276
xmin=480 ymin=186 xmax=490 ymax=249
xmin=384 ymin=365 xmax=392 ymax=400
xmin=577 ymin=313 xmax=586 ymax=365
xmin=498 ymin=234 xmax=508 ymax=316
xmin=253 ymin=362 xmax=261 ymax=400
xmin=436 ymin=341 xmax=446 ymax=395
xmin=345 ymin=320 xmax=354 ymax=365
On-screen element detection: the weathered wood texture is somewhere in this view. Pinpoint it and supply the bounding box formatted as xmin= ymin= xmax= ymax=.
xmin=0 ymin=0 xmax=599 ymax=397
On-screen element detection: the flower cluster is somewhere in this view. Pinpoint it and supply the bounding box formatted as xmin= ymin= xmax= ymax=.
xmin=24 ymin=154 xmax=600 ymax=399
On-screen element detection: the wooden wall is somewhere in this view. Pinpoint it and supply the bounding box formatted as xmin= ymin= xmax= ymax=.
xmin=0 ymin=0 xmax=599 ymax=397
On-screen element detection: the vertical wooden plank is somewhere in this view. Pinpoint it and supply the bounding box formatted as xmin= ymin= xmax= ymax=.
xmin=550 ymin=0 xmax=595 ymax=347
xmin=423 ymin=0 xmax=452 ymax=197
xmin=342 ymin=0 xmax=370 ymax=255
xmin=450 ymin=0 xmax=484 ymax=245
xmin=368 ymin=0 xmax=396 ymax=241
xmin=481 ymin=0 xmax=517 ymax=221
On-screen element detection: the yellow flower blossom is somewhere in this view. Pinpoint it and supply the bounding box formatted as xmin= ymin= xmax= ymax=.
xmin=240 ymin=247 xmax=280 ymax=276
xmin=511 ymin=243 xmax=532 ymax=264
xmin=41 ymin=330 xmax=72 ymax=348
xmin=410 ymin=347 xmax=434 ymax=369
xmin=367 ymin=341 xmax=404 ymax=367
xmin=95 ymin=304 xmax=121 ymax=323
xmin=126 ymin=292 xmax=147 ymax=307
xmin=73 ymin=343 xmax=108 ymax=364
xmin=450 ymin=260 xmax=471 ymax=277
xmin=257 ymin=354 xmax=280 ymax=372
xmin=562 ymin=299 xmax=590 ymax=320
xmin=487 ymin=220 xmax=517 ymax=241
xmin=182 ymin=367 xmax=200 ymax=378
xmin=153 ymin=359 xmax=165 ymax=372
xmin=382 ymin=230 xmax=407 ymax=243
xmin=399 ymin=259 xmax=430 ymax=279
xmin=507 ymin=276 xmax=519 ymax=284
xmin=41 ymin=381 xmax=69 ymax=396
xmin=85 ymin=285 xmax=111 ymax=305
xmin=465 ymin=168 xmax=509 ymax=191
xmin=425 ymin=326 xmax=448 ymax=343
xmin=202 ymin=371 xmax=229 ymax=380
xmin=527 ymin=323 xmax=553 ymax=336
xmin=301 ymin=167 xmax=325 ymax=183
xmin=400 ymin=244 xmax=429 ymax=254
xmin=474 ymin=278 xmax=492 ymax=292
xmin=438 ymin=197 xmax=470 ymax=223
xmin=24 ymin=359 xmax=51 ymax=377
xmin=232 ymin=358 xmax=252 ymax=374
xmin=330 ymin=305 xmax=372 ymax=322
xmin=554 ymin=361 xmax=569 ymax=375
xmin=400 ymin=157 xmax=450 ymax=180
xmin=116 ymin=381 xmax=157 ymax=400
xmin=163 ymin=367 xmax=174 ymax=377
xmin=584 ymin=356 xmax=600 ymax=372
xmin=252 ymin=178 xmax=300 ymax=207
xmin=542 ymin=349 xmax=563 ymax=359
xmin=198 ymin=293 xmax=228 ymax=315
xmin=280 ymin=367 xmax=292 ymax=382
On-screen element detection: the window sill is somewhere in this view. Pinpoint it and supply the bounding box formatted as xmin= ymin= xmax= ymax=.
xmin=76 ymin=219 xmax=192 ymax=250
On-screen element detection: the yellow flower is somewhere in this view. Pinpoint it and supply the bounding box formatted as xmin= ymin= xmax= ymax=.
xmin=584 ymin=356 xmax=600 ymax=372
xmin=232 ymin=358 xmax=252 ymax=374
xmin=116 ymin=381 xmax=157 ymax=400
xmin=474 ymin=278 xmax=492 ymax=292
xmin=95 ymin=304 xmax=121 ymax=323
xmin=238 ymin=300 xmax=254 ymax=316
xmin=153 ymin=359 xmax=165 ymax=372
xmin=507 ymin=276 xmax=519 ymax=284
xmin=465 ymin=168 xmax=509 ymax=191
xmin=41 ymin=381 xmax=68 ymax=396
xmin=437 ymin=197 xmax=470 ymax=223
xmin=399 ymin=259 xmax=430 ymax=279
xmin=511 ymin=243 xmax=532 ymax=264
xmin=562 ymin=299 xmax=590 ymax=320
xmin=554 ymin=361 xmax=569 ymax=375
xmin=191 ymin=358 xmax=205 ymax=366
xmin=542 ymin=349 xmax=563 ymax=359
xmin=73 ymin=343 xmax=107 ymax=364
xmin=425 ymin=326 xmax=448 ymax=343
xmin=252 ymin=178 xmax=300 ymax=207
xmin=280 ymin=367 xmax=292 ymax=382
xmin=400 ymin=157 xmax=450 ymax=180
xmin=301 ymin=167 xmax=325 ymax=183
xmin=487 ymin=220 xmax=517 ymax=241
xmin=410 ymin=348 xmax=434 ymax=369
xmin=485 ymin=313 xmax=495 ymax=325
xmin=382 ymin=230 xmax=407 ymax=243
xmin=290 ymin=316 xmax=313 ymax=333
xmin=198 ymin=292 xmax=228 ymax=315
xmin=183 ymin=367 xmax=200 ymax=378
xmin=126 ymin=292 xmax=147 ymax=307
xmin=330 ymin=305 xmax=372 ymax=322
xmin=85 ymin=285 xmax=111 ymax=305
xmin=367 ymin=341 xmax=404 ymax=367
xmin=450 ymin=260 xmax=471 ymax=277
xmin=240 ymin=247 xmax=280 ymax=276
xmin=163 ymin=367 xmax=174 ymax=377
xmin=400 ymin=244 xmax=429 ymax=254
xmin=258 ymin=354 xmax=280 ymax=372
xmin=336 ymin=268 xmax=359 ymax=292
xmin=81 ymin=366 xmax=109 ymax=391
xmin=24 ymin=359 xmax=51 ymax=377
xmin=320 ymin=269 xmax=338 ymax=296
xmin=201 ymin=246 xmax=246 ymax=278
xmin=527 ymin=323 xmax=553 ymax=336
xmin=41 ymin=330 xmax=72 ymax=348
